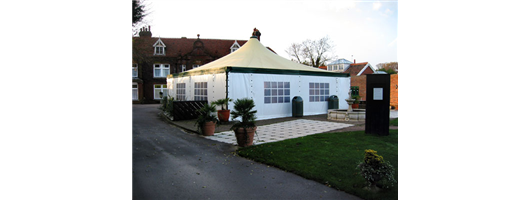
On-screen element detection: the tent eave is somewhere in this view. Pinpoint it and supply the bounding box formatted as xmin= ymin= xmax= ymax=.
xmin=226 ymin=67 xmax=350 ymax=77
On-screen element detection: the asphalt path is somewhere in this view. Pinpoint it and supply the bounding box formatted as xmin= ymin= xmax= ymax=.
xmin=133 ymin=104 xmax=361 ymax=200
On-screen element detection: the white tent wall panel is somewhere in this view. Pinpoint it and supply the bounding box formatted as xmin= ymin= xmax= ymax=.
xmin=168 ymin=73 xmax=226 ymax=102
xmin=297 ymin=75 xmax=350 ymax=115
xmin=167 ymin=78 xmax=174 ymax=97
xmin=227 ymin=73 xmax=350 ymax=120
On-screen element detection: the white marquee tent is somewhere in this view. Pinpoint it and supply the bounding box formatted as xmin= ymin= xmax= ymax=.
xmin=167 ymin=36 xmax=351 ymax=120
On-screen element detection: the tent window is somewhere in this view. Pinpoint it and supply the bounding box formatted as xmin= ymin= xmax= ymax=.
xmin=309 ymin=82 xmax=329 ymax=102
xmin=264 ymin=81 xmax=290 ymax=104
xmin=176 ymin=83 xmax=186 ymax=101
xmin=194 ymin=82 xmax=207 ymax=101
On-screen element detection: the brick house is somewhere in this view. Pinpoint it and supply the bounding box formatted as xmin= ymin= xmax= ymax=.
xmin=390 ymin=74 xmax=398 ymax=110
xmin=345 ymin=62 xmax=398 ymax=110
xmin=132 ymin=26 xmax=247 ymax=104
xmin=343 ymin=61 xmax=376 ymax=103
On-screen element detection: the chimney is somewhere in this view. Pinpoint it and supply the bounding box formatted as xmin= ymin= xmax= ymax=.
xmin=139 ymin=26 xmax=152 ymax=38
xmin=354 ymin=59 xmax=356 ymax=64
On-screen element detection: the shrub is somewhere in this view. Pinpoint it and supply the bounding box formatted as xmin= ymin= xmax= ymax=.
xmin=158 ymin=96 xmax=174 ymax=118
xmin=357 ymin=149 xmax=397 ymax=189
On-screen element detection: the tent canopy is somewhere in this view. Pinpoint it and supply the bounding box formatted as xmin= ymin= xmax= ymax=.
xmin=167 ymin=36 xmax=351 ymax=120
xmin=171 ymin=37 xmax=347 ymax=78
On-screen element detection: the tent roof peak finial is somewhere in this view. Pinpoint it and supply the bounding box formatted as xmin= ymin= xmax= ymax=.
xmin=251 ymin=28 xmax=261 ymax=41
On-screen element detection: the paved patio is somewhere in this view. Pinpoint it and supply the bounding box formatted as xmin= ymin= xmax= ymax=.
xmin=205 ymin=119 xmax=354 ymax=145
xmin=165 ymin=110 xmax=397 ymax=146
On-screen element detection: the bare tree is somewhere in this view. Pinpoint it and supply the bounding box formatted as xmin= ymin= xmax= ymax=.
xmin=376 ymin=62 xmax=398 ymax=74
xmin=285 ymin=36 xmax=335 ymax=68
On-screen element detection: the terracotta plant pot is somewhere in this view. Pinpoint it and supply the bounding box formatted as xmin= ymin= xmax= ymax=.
xmin=217 ymin=110 xmax=230 ymax=122
xmin=201 ymin=121 xmax=216 ymax=136
xmin=352 ymin=103 xmax=359 ymax=109
xmin=234 ymin=127 xmax=256 ymax=147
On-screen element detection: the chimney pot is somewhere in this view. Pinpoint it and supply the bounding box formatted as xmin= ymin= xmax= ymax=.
xmin=139 ymin=26 xmax=152 ymax=38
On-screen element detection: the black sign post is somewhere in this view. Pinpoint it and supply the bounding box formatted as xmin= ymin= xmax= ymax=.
xmin=365 ymin=74 xmax=390 ymax=136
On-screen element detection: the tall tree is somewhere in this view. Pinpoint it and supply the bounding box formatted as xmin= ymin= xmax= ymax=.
xmin=285 ymin=36 xmax=335 ymax=68
xmin=133 ymin=0 xmax=146 ymax=27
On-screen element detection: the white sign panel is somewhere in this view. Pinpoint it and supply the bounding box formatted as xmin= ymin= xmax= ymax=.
xmin=374 ymin=88 xmax=383 ymax=100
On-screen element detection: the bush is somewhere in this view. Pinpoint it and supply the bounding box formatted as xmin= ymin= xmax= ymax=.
xmin=357 ymin=149 xmax=397 ymax=189
xmin=159 ymin=96 xmax=174 ymax=118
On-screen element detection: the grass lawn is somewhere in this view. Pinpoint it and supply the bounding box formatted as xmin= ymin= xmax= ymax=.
xmin=237 ymin=129 xmax=398 ymax=200
xmin=389 ymin=118 xmax=398 ymax=126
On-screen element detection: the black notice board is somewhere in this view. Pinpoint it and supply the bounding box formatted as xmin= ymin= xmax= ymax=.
xmin=365 ymin=74 xmax=390 ymax=136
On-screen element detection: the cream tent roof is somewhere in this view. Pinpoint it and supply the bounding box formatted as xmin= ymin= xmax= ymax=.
xmin=181 ymin=37 xmax=342 ymax=76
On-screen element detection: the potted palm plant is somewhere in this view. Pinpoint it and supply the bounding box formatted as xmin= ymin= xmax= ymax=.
xmin=212 ymin=97 xmax=232 ymax=122
xmin=195 ymin=103 xmax=219 ymax=136
xmin=230 ymin=98 xmax=257 ymax=147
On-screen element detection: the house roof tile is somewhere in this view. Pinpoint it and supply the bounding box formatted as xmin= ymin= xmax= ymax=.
xmin=344 ymin=62 xmax=371 ymax=75
xmin=133 ymin=36 xmax=247 ymax=58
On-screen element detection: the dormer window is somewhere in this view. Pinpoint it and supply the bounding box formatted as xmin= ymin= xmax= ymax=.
xmin=153 ymin=38 xmax=166 ymax=55
xmin=230 ymin=40 xmax=240 ymax=53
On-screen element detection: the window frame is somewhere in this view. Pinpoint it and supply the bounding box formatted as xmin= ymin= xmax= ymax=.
xmin=132 ymin=82 xmax=138 ymax=100
xmin=194 ymin=82 xmax=208 ymax=101
xmin=309 ymin=82 xmax=330 ymax=102
xmin=133 ymin=63 xmax=138 ymax=77
xmin=153 ymin=39 xmax=166 ymax=56
xmin=264 ymin=81 xmax=291 ymax=104
xmin=176 ymin=83 xmax=186 ymax=101
xmin=180 ymin=64 xmax=186 ymax=72
xmin=153 ymin=84 xmax=168 ymax=100
xmin=153 ymin=64 xmax=170 ymax=78
xmin=230 ymin=40 xmax=241 ymax=53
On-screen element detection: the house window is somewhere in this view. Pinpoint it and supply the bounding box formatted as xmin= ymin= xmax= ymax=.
xmin=155 ymin=47 xmax=164 ymax=55
xmin=176 ymin=83 xmax=186 ymax=101
xmin=230 ymin=40 xmax=241 ymax=53
xmin=154 ymin=64 xmax=170 ymax=78
xmin=192 ymin=64 xmax=200 ymax=69
xmin=309 ymin=82 xmax=329 ymax=102
xmin=351 ymin=86 xmax=359 ymax=96
xmin=154 ymin=84 xmax=168 ymax=100
xmin=153 ymin=38 xmax=166 ymax=55
xmin=264 ymin=81 xmax=290 ymax=104
xmin=133 ymin=64 xmax=138 ymax=77
xmin=132 ymin=83 xmax=138 ymax=100
xmin=181 ymin=65 xmax=187 ymax=72
xmin=194 ymin=82 xmax=207 ymax=101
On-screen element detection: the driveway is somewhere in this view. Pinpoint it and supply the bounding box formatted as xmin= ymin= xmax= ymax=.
xmin=133 ymin=104 xmax=361 ymax=199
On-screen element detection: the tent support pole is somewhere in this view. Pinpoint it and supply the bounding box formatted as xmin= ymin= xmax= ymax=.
xmin=225 ymin=68 xmax=229 ymax=100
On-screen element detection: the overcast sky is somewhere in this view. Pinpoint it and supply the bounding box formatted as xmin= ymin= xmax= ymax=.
xmin=138 ymin=0 xmax=398 ymax=67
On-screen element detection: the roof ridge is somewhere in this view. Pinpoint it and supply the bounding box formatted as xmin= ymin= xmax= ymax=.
xmin=144 ymin=37 xmax=247 ymax=41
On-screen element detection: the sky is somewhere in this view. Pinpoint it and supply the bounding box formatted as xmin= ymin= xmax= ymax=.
xmin=137 ymin=0 xmax=398 ymax=67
